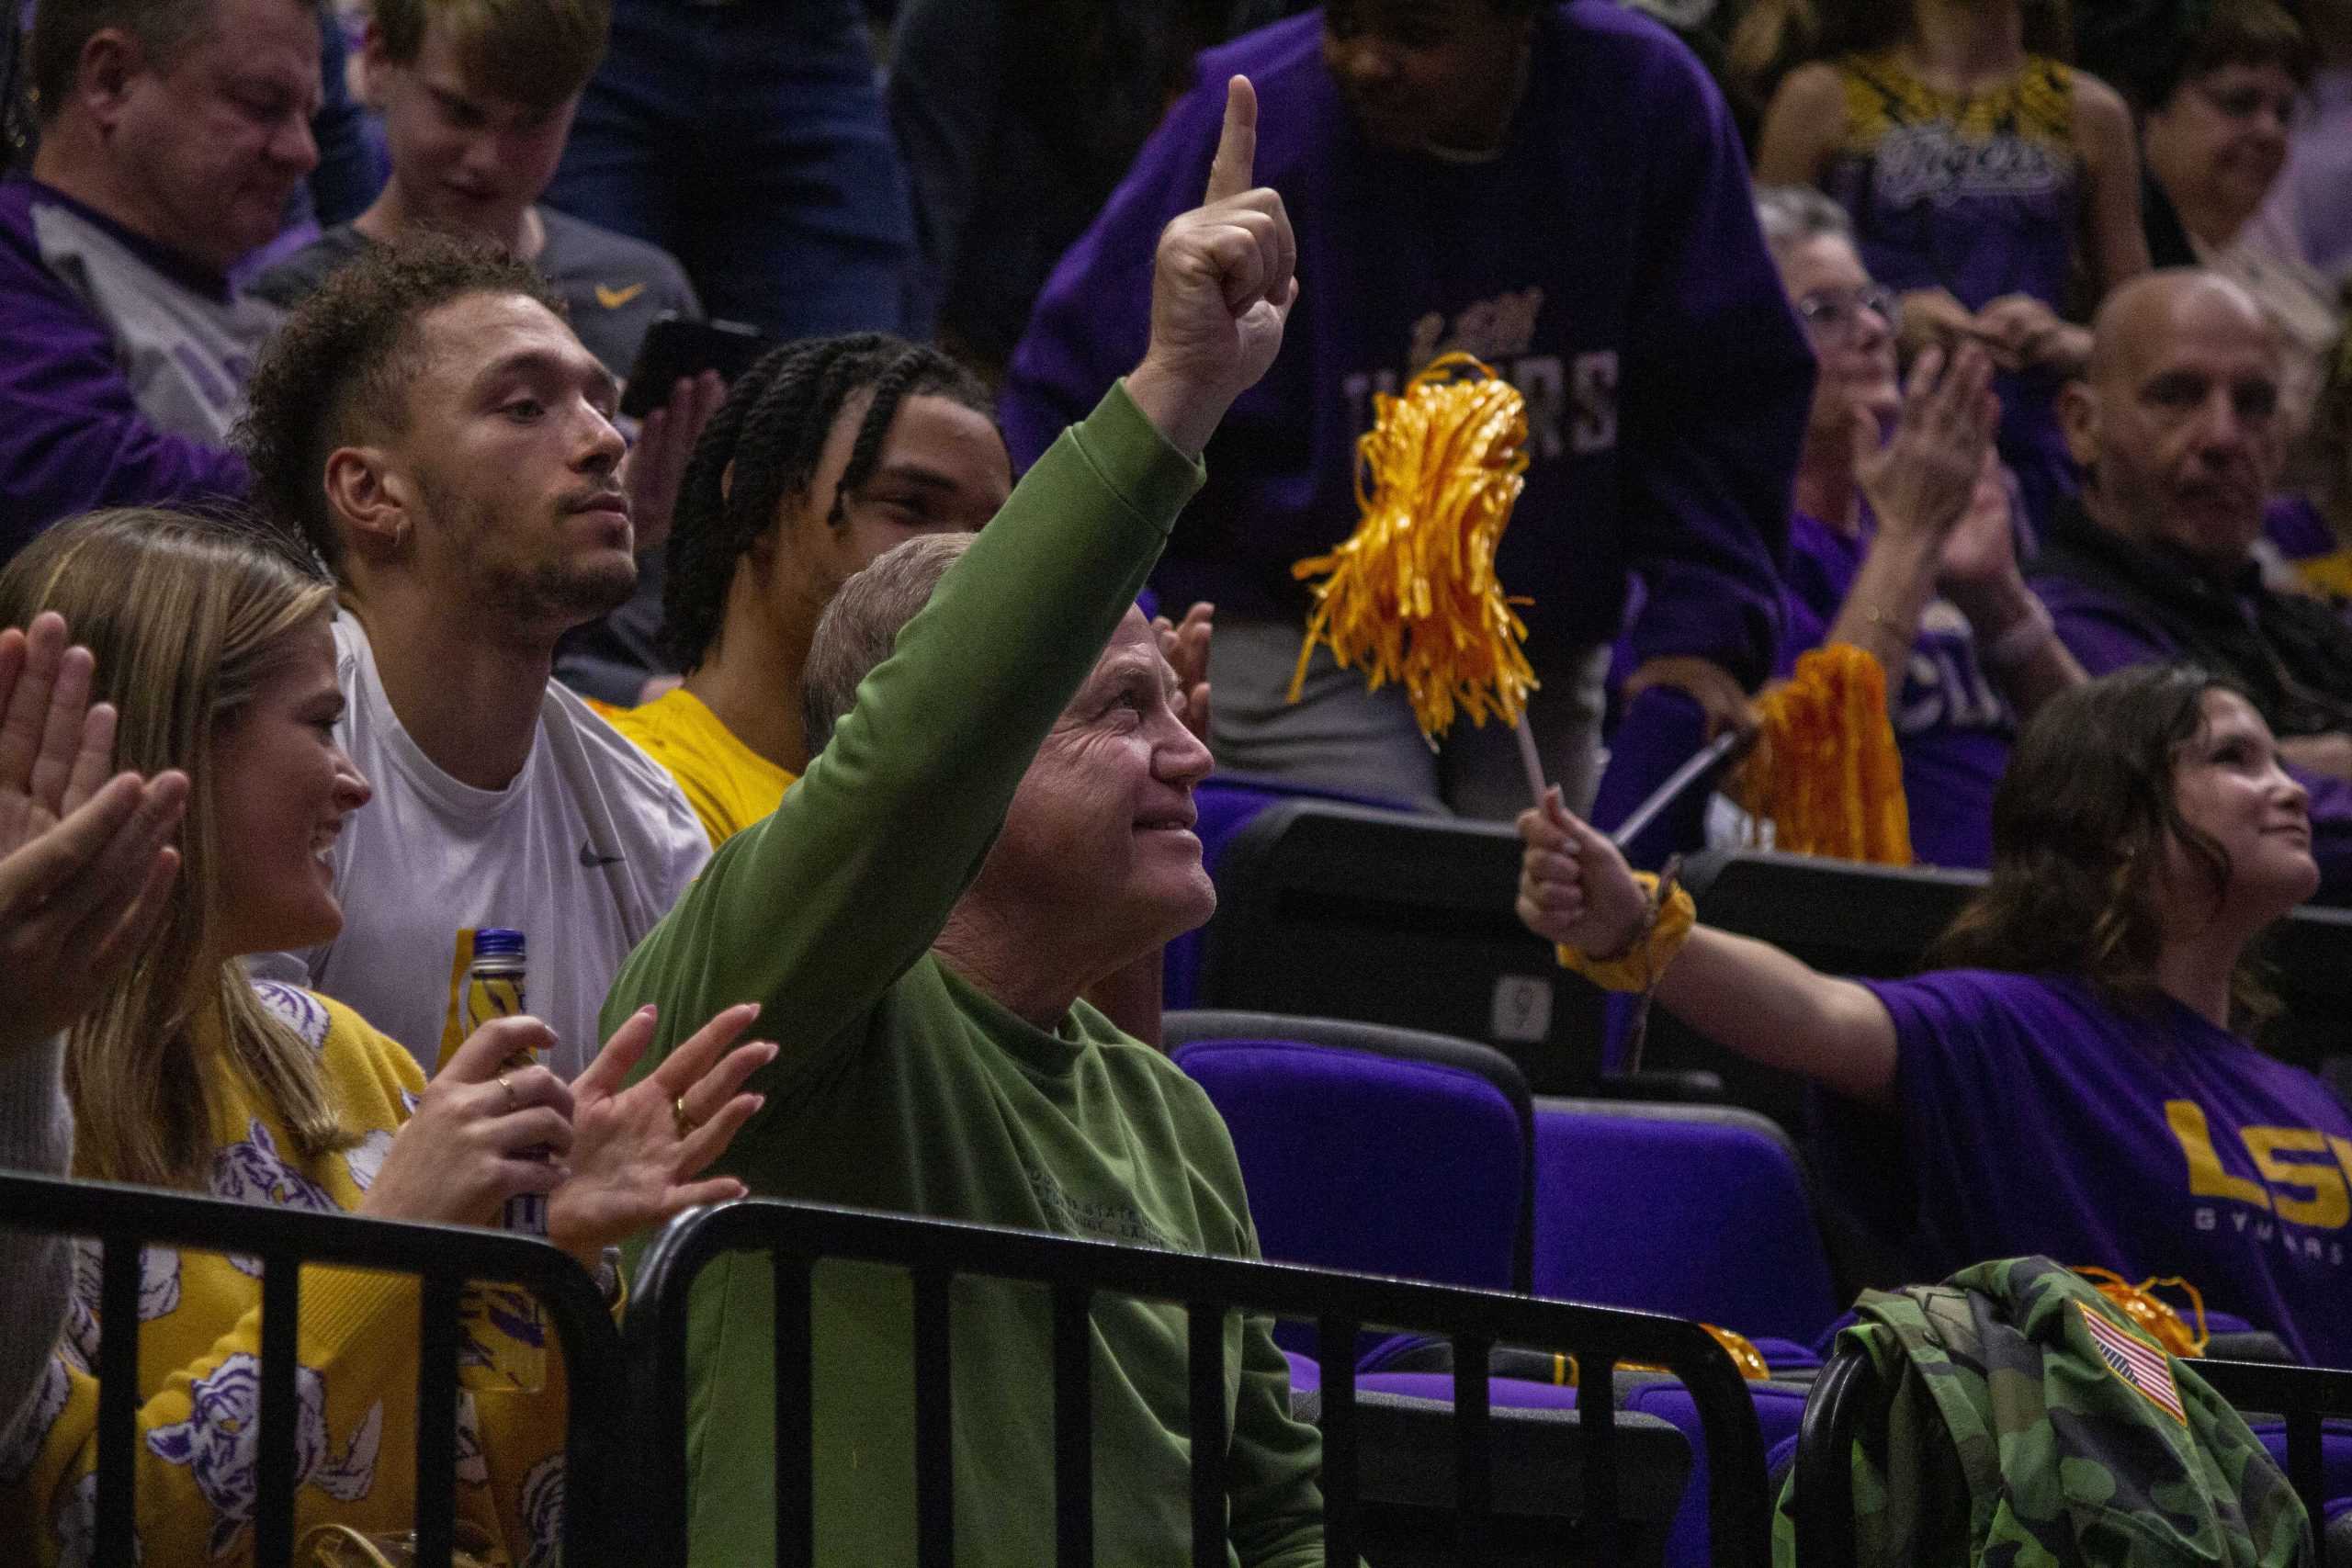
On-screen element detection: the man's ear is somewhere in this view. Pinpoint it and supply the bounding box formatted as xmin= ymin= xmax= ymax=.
xmin=355 ymin=21 xmax=391 ymax=112
xmin=322 ymin=446 xmax=412 ymax=559
xmin=73 ymin=28 xmax=146 ymax=130
xmin=2058 ymin=378 xmax=2102 ymax=468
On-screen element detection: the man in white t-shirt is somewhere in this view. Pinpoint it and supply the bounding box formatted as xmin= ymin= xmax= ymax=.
xmin=240 ymin=234 xmax=707 ymax=1078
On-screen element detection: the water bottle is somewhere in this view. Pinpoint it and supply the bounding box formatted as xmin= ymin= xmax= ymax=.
xmin=460 ymin=929 xmax=547 ymax=1237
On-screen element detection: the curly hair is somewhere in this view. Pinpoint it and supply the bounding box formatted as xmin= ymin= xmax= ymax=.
xmin=660 ymin=333 xmax=992 ymax=673
xmin=235 ymin=232 xmax=563 ymax=580
xmin=1929 ymin=662 xmax=2279 ymax=1031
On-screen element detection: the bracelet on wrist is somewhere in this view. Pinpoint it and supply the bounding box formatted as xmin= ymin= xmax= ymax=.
xmin=1554 ymin=872 xmax=1697 ymax=993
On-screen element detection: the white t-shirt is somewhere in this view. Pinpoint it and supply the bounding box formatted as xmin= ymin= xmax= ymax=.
xmin=251 ymin=615 xmax=709 ymax=1080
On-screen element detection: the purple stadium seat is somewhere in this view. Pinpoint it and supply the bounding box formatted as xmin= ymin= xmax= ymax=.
xmin=1166 ymin=1013 xmax=1532 ymax=1311
xmin=1532 ymin=1097 xmax=1844 ymax=1349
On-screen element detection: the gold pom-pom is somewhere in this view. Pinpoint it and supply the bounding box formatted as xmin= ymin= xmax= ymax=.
xmin=1729 ymin=644 xmax=1913 ymax=866
xmin=1288 ymin=353 xmax=1538 ymax=742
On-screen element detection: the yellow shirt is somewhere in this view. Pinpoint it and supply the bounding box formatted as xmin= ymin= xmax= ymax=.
xmin=604 ymin=687 xmax=795 ymax=848
xmin=2 ymin=984 xmax=566 ymax=1566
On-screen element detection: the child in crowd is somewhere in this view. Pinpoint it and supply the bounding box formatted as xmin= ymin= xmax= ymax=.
xmin=1520 ymin=661 xmax=2352 ymax=1368
xmin=0 ymin=512 xmax=772 ymax=1563
xmin=1746 ymin=0 xmax=2150 ymax=533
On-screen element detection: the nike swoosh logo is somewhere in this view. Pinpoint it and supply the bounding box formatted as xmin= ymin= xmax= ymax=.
xmin=595 ymin=282 xmax=648 ymax=310
xmin=580 ymin=841 xmax=624 ymax=868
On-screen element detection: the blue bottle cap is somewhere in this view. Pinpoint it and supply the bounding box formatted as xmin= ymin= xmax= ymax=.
xmin=473 ymin=928 xmax=526 ymax=959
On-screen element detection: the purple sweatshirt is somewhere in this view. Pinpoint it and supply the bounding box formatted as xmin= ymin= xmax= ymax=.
xmin=1780 ymin=510 xmax=2013 ymax=869
xmin=0 ymin=181 xmax=253 ymax=557
xmin=1001 ymin=6 xmax=1813 ymax=687
xmin=1824 ymin=969 xmax=2352 ymax=1369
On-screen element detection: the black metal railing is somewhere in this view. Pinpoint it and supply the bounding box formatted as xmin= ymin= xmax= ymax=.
xmin=2196 ymin=1357 xmax=2352 ymax=1524
xmin=1793 ymin=1340 xmax=2352 ymax=1567
xmin=624 ymin=1197 xmax=1772 ymax=1568
xmin=0 ymin=1170 xmax=623 ymax=1568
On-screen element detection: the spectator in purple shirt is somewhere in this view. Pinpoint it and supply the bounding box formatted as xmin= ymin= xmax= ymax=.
xmin=1519 ymin=661 xmax=2352 ymax=1367
xmin=2031 ymin=269 xmax=2352 ymax=897
xmin=0 ymin=0 xmax=323 ymax=556
xmin=1004 ymin=0 xmax=1813 ymax=820
xmin=1755 ymin=186 xmax=2085 ymax=870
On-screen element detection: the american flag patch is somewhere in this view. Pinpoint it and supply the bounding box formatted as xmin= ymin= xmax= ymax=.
xmin=2076 ymin=1300 xmax=2188 ymax=1426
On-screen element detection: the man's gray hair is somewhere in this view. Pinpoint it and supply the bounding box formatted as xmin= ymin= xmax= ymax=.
xmin=800 ymin=532 xmax=978 ymax=757
xmin=1753 ymin=184 xmax=1853 ymax=256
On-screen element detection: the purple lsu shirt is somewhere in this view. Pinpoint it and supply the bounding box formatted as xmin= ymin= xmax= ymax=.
xmin=1780 ymin=511 xmax=2014 ymax=869
xmin=1818 ymin=968 xmax=2352 ymax=1367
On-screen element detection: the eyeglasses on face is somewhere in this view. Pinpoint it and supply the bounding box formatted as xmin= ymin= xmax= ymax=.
xmin=2192 ymin=77 xmax=2312 ymax=131
xmin=1793 ymin=285 xmax=1900 ymax=342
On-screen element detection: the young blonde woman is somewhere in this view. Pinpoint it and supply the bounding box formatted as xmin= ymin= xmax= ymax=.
xmin=0 ymin=510 xmax=775 ymax=1566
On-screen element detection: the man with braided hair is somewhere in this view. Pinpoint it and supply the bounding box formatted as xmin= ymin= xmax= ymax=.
xmin=610 ymin=333 xmax=1199 ymax=1043
xmin=607 ymin=333 xmax=1008 ymax=847
xmin=237 ymin=233 xmax=708 ymax=1081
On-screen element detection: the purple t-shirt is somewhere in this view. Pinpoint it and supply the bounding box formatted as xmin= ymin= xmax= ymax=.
xmin=1780 ymin=511 xmax=2012 ymax=868
xmin=1826 ymin=968 xmax=2352 ymax=1367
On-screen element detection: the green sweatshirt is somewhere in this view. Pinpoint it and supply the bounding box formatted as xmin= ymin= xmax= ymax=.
xmin=604 ymin=383 xmax=1329 ymax=1567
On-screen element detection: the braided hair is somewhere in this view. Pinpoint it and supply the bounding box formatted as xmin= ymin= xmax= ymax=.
xmin=661 ymin=333 xmax=993 ymax=673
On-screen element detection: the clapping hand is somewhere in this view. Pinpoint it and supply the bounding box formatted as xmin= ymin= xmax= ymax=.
xmin=1973 ymin=294 xmax=2086 ymax=376
xmin=547 ymin=1002 xmax=775 ymax=1258
xmin=363 ymin=1016 xmax=577 ymax=1229
xmin=1854 ymin=344 xmax=1997 ymax=550
xmin=0 ymin=613 xmax=187 ymax=1055
xmin=1936 ymin=447 xmax=2020 ymax=593
xmin=1515 ymin=786 xmax=1652 ymax=957
xmin=1123 ymin=76 xmax=1299 ymax=457
xmin=368 ymin=1001 xmax=774 ymax=1257
xmin=1154 ymin=601 xmax=1214 ymax=744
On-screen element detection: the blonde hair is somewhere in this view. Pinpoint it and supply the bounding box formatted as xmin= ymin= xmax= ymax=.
xmin=0 ymin=510 xmax=354 ymax=1186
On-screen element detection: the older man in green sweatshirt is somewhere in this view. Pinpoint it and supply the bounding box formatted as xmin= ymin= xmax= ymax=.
xmin=604 ymin=76 xmax=1326 ymax=1566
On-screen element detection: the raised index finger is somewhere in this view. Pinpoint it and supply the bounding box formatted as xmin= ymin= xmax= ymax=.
xmin=1204 ymin=74 xmax=1258 ymax=205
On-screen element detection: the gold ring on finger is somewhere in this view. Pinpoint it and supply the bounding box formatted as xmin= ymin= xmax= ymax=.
xmin=497 ymin=1072 xmax=517 ymax=1113
xmin=673 ymin=1094 xmax=698 ymax=1139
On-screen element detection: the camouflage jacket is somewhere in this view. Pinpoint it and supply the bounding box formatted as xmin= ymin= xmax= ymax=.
xmin=1774 ymin=1256 xmax=2311 ymax=1567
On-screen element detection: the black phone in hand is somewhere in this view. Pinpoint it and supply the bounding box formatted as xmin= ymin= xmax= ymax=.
xmin=620 ymin=314 xmax=772 ymax=419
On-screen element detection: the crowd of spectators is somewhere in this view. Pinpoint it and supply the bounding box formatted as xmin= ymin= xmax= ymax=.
xmin=3 ymin=0 xmax=2352 ymax=1559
